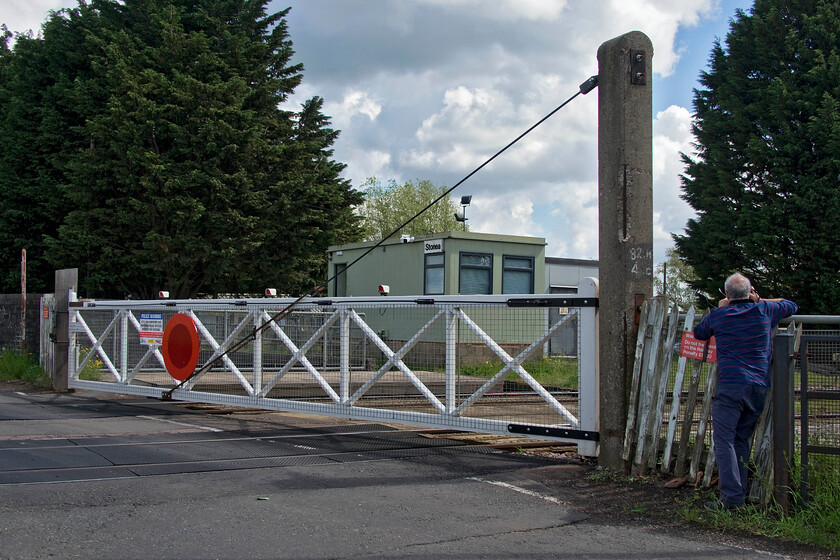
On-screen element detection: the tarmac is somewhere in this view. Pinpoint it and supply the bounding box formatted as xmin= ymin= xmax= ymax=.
xmin=0 ymin=387 xmax=825 ymax=559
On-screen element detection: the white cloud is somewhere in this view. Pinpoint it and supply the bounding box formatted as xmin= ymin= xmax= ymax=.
xmin=544 ymin=181 xmax=599 ymax=259
xmin=2 ymin=0 xmax=73 ymax=36
xmin=596 ymin=0 xmax=717 ymax=77
xmin=409 ymin=79 xmax=597 ymax=182
xmin=416 ymin=0 xmax=569 ymax=22
xmin=410 ymin=85 xmax=521 ymax=172
xmin=334 ymin=91 xmax=382 ymax=124
xmin=342 ymin=149 xmax=392 ymax=189
xmin=416 ymin=86 xmax=514 ymax=144
xmin=470 ymin=195 xmax=540 ymax=238
xmin=652 ymin=105 xmax=697 ymax=261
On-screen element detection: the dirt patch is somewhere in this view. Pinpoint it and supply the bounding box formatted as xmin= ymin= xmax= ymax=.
xmin=0 ymin=380 xmax=54 ymax=394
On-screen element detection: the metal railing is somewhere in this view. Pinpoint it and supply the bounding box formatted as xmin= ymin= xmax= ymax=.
xmin=67 ymin=279 xmax=599 ymax=454
xmin=796 ymin=333 xmax=840 ymax=504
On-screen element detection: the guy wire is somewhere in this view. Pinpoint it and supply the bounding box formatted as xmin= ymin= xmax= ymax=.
xmin=164 ymin=75 xmax=598 ymax=398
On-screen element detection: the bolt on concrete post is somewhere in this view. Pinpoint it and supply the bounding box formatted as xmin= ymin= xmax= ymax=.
xmin=597 ymin=32 xmax=654 ymax=470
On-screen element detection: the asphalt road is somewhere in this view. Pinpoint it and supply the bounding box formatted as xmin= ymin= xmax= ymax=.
xmin=0 ymin=389 xmax=807 ymax=559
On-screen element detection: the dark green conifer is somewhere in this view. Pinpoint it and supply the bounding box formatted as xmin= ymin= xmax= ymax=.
xmin=676 ymin=0 xmax=840 ymax=313
xmin=0 ymin=1 xmax=362 ymax=298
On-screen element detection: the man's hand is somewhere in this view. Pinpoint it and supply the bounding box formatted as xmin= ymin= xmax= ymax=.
xmin=718 ymin=297 xmax=730 ymax=307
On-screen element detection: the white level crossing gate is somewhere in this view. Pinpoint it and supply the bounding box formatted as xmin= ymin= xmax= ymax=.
xmin=68 ymin=279 xmax=600 ymax=455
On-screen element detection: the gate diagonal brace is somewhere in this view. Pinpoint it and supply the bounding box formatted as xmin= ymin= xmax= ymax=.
xmin=452 ymin=308 xmax=579 ymax=426
xmin=346 ymin=309 xmax=446 ymax=406
xmin=348 ymin=309 xmax=446 ymax=413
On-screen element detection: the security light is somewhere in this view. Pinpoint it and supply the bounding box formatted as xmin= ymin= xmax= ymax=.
xmin=455 ymin=195 xmax=472 ymax=231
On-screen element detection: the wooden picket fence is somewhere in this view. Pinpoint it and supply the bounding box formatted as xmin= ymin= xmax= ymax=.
xmin=622 ymin=296 xmax=795 ymax=504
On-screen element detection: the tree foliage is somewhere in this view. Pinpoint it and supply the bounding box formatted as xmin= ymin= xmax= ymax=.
xmin=357 ymin=177 xmax=465 ymax=241
xmin=0 ymin=0 xmax=362 ymax=298
xmin=0 ymin=22 xmax=74 ymax=293
xmin=653 ymin=248 xmax=701 ymax=310
xmin=674 ymin=0 xmax=840 ymax=314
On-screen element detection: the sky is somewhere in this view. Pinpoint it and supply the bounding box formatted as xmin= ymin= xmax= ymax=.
xmin=3 ymin=0 xmax=754 ymax=267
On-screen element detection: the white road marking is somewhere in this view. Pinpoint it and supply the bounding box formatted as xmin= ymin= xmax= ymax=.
xmin=136 ymin=415 xmax=223 ymax=432
xmin=467 ymin=477 xmax=569 ymax=506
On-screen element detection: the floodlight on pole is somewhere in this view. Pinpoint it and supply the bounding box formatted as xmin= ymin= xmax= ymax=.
xmin=454 ymin=195 xmax=471 ymax=231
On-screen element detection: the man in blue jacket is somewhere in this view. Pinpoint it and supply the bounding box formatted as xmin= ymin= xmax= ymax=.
xmin=693 ymin=272 xmax=798 ymax=510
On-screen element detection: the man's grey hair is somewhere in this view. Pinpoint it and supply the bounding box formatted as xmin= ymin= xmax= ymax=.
xmin=725 ymin=273 xmax=751 ymax=300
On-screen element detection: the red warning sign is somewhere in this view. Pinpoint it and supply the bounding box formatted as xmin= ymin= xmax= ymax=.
xmin=679 ymin=331 xmax=716 ymax=362
xmin=162 ymin=313 xmax=200 ymax=381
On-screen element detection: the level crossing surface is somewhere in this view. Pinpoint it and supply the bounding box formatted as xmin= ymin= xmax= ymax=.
xmin=0 ymin=389 xmax=812 ymax=559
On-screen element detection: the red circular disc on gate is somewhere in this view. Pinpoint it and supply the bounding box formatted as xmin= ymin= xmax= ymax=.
xmin=162 ymin=313 xmax=200 ymax=381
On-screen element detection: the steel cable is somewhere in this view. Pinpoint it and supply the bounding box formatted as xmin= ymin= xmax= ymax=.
xmin=163 ymin=75 xmax=598 ymax=399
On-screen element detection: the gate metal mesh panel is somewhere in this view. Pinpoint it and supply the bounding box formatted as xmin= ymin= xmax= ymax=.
xmin=69 ymin=297 xmax=591 ymax=441
xmin=801 ymin=333 xmax=840 ymax=451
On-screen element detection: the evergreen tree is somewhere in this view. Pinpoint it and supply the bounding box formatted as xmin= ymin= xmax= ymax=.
xmin=675 ymin=0 xmax=840 ymax=314
xmin=0 ymin=0 xmax=362 ymax=298
xmin=358 ymin=177 xmax=464 ymax=241
xmin=0 ymin=25 xmax=69 ymax=293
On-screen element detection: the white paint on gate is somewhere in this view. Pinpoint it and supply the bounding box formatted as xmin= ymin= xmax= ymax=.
xmin=67 ymin=280 xmax=600 ymax=455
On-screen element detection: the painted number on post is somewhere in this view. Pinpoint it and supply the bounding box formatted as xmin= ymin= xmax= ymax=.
xmin=629 ymin=244 xmax=653 ymax=277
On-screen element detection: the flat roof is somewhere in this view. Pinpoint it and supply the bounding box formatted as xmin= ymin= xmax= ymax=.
xmin=329 ymin=230 xmax=547 ymax=252
xmin=546 ymin=257 xmax=599 ymax=267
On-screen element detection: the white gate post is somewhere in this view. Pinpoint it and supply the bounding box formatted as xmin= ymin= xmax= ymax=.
xmin=253 ymin=311 xmax=263 ymax=393
xmin=578 ymin=277 xmax=600 ymax=457
xmin=67 ymin=288 xmax=79 ymax=383
xmin=340 ymin=309 xmax=351 ymax=403
xmin=120 ymin=311 xmax=128 ymax=383
xmin=445 ymin=308 xmax=458 ymax=413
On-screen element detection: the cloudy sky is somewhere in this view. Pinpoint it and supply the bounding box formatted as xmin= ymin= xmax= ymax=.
xmin=4 ymin=0 xmax=753 ymax=266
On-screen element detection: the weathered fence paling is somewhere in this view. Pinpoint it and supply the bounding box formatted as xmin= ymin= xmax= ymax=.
xmin=626 ymin=296 xmax=839 ymax=508
xmin=660 ymin=306 xmax=694 ymax=474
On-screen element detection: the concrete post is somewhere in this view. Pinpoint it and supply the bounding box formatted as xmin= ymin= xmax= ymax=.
xmin=597 ymin=32 xmax=654 ymax=470
xmin=52 ymin=268 xmax=78 ymax=392
xmin=20 ymin=249 xmax=26 ymax=354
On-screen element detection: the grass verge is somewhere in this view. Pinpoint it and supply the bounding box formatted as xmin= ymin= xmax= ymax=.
xmin=457 ymin=356 xmax=579 ymax=389
xmin=684 ymin=454 xmax=840 ymax=554
xmin=0 ymin=349 xmax=52 ymax=389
